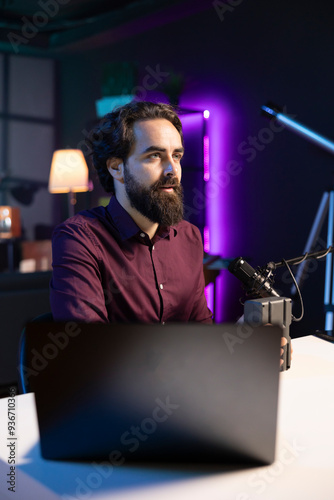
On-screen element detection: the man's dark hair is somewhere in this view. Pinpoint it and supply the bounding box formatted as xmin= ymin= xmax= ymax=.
xmin=86 ymin=101 xmax=184 ymax=194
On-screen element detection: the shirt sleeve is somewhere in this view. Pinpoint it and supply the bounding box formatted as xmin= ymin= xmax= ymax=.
xmin=50 ymin=220 xmax=108 ymax=323
xmin=188 ymin=227 xmax=213 ymax=324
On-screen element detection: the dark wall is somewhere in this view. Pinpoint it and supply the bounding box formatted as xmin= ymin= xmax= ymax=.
xmin=59 ymin=0 xmax=334 ymax=336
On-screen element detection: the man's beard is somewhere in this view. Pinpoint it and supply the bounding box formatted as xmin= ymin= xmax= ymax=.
xmin=123 ymin=168 xmax=184 ymax=226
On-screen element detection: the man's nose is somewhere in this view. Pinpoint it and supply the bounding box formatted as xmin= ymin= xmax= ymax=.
xmin=163 ymin=161 xmax=178 ymax=177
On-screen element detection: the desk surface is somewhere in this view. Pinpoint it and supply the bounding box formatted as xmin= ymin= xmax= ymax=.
xmin=1 ymin=336 xmax=334 ymax=500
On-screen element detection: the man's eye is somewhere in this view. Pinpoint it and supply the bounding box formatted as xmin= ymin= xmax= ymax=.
xmin=149 ymin=153 xmax=160 ymax=159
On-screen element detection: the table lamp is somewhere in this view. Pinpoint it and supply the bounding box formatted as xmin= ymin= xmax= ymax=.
xmin=48 ymin=149 xmax=89 ymax=217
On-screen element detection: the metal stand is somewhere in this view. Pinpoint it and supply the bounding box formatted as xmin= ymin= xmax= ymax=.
xmin=261 ymin=103 xmax=334 ymax=332
xmin=244 ymin=297 xmax=292 ymax=371
xmin=290 ymin=190 xmax=334 ymax=331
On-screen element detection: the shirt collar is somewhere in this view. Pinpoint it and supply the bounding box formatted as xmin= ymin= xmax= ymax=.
xmin=155 ymin=225 xmax=178 ymax=240
xmin=107 ymin=196 xmax=140 ymax=240
xmin=107 ymin=196 xmax=178 ymax=241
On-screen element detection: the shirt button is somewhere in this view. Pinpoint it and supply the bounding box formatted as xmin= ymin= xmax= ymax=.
xmin=152 ymin=245 xmax=155 ymax=250
xmin=140 ymin=232 xmax=145 ymax=238
xmin=162 ymin=322 xmax=165 ymax=325
xmin=159 ymin=284 xmax=163 ymax=290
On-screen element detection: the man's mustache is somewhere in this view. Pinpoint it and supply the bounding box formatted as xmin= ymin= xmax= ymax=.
xmin=152 ymin=177 xmax=181 ymax=190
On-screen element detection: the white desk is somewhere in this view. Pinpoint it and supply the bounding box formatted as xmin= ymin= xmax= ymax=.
xmin=1 ymin=336 xmax=334 ymax=500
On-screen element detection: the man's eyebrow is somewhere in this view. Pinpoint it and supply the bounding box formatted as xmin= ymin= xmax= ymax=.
xmin=141 ymin=146 xmax=185 ymax=154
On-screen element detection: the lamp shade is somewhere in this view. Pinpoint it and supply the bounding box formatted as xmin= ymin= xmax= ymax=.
xmin=48 ymin=149 xmax=89 ymax=193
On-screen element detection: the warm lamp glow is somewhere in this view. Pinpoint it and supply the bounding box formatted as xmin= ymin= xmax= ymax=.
xmin=48 ymin=149 xmax=89 ymax=194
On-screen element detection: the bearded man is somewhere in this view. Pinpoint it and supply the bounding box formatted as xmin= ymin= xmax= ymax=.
xmin=50 ymin=101 xmax=212 ymax=324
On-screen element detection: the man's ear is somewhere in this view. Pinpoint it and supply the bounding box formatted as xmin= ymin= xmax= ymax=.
xmin=106 ymin=158 xmax=124 ymax=182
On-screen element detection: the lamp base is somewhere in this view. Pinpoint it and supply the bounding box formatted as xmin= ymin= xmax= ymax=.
xmin=68 ymin=191 xmax=77 ymax=218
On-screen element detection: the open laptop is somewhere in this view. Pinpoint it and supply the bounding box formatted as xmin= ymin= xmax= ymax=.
xmin=24 ymin=322 xmax=282 ymax=466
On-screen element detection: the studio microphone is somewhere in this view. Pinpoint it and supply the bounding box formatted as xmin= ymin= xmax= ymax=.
xmin=228 ymin=257 xmax=280 ymax=298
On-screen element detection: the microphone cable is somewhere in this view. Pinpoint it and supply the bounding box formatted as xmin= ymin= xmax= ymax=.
xmin=281 ymin=258 xmax=304 ymax=322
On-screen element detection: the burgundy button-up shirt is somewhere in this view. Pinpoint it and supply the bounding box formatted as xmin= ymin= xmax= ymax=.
xmin=50 ymin=196 xmax=212 ymax=324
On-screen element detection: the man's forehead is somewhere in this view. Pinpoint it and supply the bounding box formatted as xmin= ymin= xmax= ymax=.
xmin=132 ymin=118 xmax=182 ymax=146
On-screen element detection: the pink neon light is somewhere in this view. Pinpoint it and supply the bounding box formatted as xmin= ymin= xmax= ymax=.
xmin=180 ymin=97 xmax=229 ymax=322
xmin=204 ymin=283 xmax=214 ymax=315
xmin=203 ymin=225 xmax=210 ymax=253
xmin=203 ymin=135 xmax=209 ymax=181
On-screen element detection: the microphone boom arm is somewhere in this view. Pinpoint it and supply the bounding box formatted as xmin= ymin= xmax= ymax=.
xmin=272 ymin=246 xmax=333 ymax=269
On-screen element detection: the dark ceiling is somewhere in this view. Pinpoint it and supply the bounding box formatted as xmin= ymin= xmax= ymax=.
xmin=0 ymin=0 xmax=211 ymax=54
